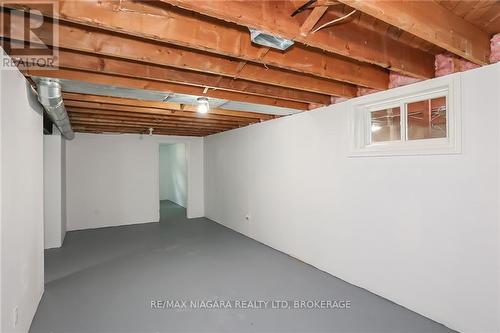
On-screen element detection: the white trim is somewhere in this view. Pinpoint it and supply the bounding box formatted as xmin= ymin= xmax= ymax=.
xmin=349 ymin=75 xmax=462 ymax=157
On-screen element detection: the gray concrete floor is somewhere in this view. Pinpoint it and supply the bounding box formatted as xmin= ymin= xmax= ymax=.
xmin=30 ymin=201 xmax=455 ymax=333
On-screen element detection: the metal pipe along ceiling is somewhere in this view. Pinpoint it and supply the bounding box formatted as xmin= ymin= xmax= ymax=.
xmin=36 ymin=79 xmax=75 ymax=140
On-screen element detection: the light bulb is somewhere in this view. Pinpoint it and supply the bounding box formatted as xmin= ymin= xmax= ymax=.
xmin=196 ymin=97 xmax=209 ymax=114
xmin=197 ymin=103 xmax=209 ymax=114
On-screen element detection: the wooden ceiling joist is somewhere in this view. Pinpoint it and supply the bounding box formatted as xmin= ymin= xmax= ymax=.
xmin=69 ymin=117 xmax=230 ymax=132
xmin=66 ymin=109 xmax=247 ymax=128
xmin=54 ymin=49 xmax=331 ymax=106
xmin=159 ymin=0 xmax=435 ymax=79
xmin=71 ymin=119 xmax=217 ymax=132
xmin=68 ymin=113 xmax=237 ymax=131
xmin=71 ymin=124 xmax=213 ymax=137
xmin=62 ymin=91 xmax=268 ymax=136
xmin=64 ymin=102 xmax=260 ymax=125
xmin=3 ymin=14 xmax=335 ymax=108
xmin=25 ymin=68 xmax=311 ymax=111
xmin=2 ymin=2 xmax=386 ymax=90
xmin=2 ymin=0 xmax=494 ymax=137
xmin=299 ymin=6 xmax=329 ymax=37
xmin=62 ymin=93 xmax=275 ymax=121
xmin=337 ymin=0 xmax=492 ymax=65
xmin=3 ymin=13 xmax=356 ymax=105
xmin=2 ymin=9 xmax=357 ymax=100
xmin=58 ymin=90 xmax=275 ymax=137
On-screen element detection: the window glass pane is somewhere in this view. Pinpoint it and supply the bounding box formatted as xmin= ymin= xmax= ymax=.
xmin=370 ymin=107 xmax=401 ymax=143
xmin=407 ymin=96 xmax=447 ymax=140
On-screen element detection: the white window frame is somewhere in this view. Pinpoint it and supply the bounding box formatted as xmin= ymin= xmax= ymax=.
xmin=349 ymin=75 xmax=462 ymax=157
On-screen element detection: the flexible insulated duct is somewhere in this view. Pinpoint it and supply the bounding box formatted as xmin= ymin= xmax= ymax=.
xmin=36 ymin=79 xmax=75 ymax=140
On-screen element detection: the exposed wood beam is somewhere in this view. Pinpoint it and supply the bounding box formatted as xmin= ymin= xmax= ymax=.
xmin=158 ymin=0 xmax=435 ymax=78
xmin=3 ymin=10 xmax=357 ymax=100
xmin=3 ymin=36 xmax=323 ymax=105
xmin=68 ymin=113 xmax=237 ymax=131
xmin=25 ymin=68 xmax=310 ymax=111
xmin=65 ymin=106 xmax=254 ymax=123
xmin=64 ymin=102 xmax=259 ymax=124
xmin=71 ymin=121 xmax=216 ymax=133
xmin=2 ymin=2 xmax=386 ymax=90
xmin=53 ymin=49 xmax=330 ymax=105
xmin=11 ymin=49 xmax=311 ymax=110
xmin=336 ymin=0 xmax=491 ymax=65
xmin=66 ymin=107 xmax=253 ymax=131
xmin=69 ymin=117 xmax=228 ymax=132
xmin=72 ymin=125 xmax=219 ymax=136
xmin=300 ymin=6 xmax=329 ymax=36
xmin=68 ymin=109 xmax=245 ymax=127
xmin=62 ymin=93 xmax=275 ymax=121
xmin=71 ymin=120 xmax=215 ymax=133
xmin=72 ymin=124 xmax=212 ymax=137
xmin=232 ymin=47 xmax=271 ymax=80
xmin=66 ymin=108 xmax=250 ymax=128
xmin=314 ymin=0 xmax=342 ymax=6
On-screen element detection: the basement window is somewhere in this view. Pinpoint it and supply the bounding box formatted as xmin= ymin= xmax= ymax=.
xmin=370 ymin=106 xmax=401 ymax=143
xmin=406 ymin=97 xmax=447 ymax=140
xmin=350 ymin=75 xmax=461 ymax=156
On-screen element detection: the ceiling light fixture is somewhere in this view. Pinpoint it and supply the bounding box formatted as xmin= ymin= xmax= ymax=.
xmin=197 ymin=97 xmax=210 ymax=114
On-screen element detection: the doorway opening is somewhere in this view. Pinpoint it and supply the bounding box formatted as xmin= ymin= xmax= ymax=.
xmin=159 ymin=143 xmax=188 ymax=223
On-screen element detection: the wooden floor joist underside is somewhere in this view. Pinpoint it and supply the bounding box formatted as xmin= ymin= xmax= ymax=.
xmin=61 ymin=93 xmax=276 ymax=136
xmin=0 ymin=0 xmax=497 ymax=136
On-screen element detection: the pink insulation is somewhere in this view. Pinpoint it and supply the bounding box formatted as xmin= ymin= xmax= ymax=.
xmin=330 ymin=96 xmax=348 ymax=104
xmin=490 ymin=33 xmax=500 ymax=64
xmin=435 ymin=52 xmax=480 ymax=77
xmin=356 ymin=87 xmax=381 ymax=97
xmin=388 ymin=72 xmax=422 ymax=89
xmin=435 ymin=53 xmax=457 ymax=77
xmin=308 ymin=103 xmax=324 ymax=110
xmin=458 ymin=58 xmax=480 ymax=71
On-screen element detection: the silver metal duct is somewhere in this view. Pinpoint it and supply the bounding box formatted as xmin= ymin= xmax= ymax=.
xmin=36 ymin=78 xmax=75 ymax=140
xmin=248 ymin=28 xmax=294 ymax=51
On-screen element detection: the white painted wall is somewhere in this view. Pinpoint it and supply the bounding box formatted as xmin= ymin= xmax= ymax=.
xmin=1 ymin=52 xmax=44 ymax=332
xmin=159 ymin=144 xmax=187 ymax=207
xmin=43 ymin=129 xmax=66 ymax=249
xmin=66 ymin=133 xmax=204 ymax=231
xmin=0 ymin=49 xmax=3 ymax=333
xmin=61 ymin=138 xmax=66 ymax=242
xmin=204 ymin=64 xmax=500 ymax=333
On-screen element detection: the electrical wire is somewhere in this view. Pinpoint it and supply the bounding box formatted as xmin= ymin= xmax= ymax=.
xmin=311 ymin=9 xmax=357 ymax=33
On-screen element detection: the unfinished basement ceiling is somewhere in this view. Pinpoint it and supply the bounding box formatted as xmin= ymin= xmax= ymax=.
xmin=1 ymin=0 xmax=499 ymax=136
xmin=45 ymin=78 xmax=301 ymax=116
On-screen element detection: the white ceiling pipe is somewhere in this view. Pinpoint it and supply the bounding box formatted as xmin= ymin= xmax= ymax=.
xmin=36 ymin=78 xmax=75 ymax=140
